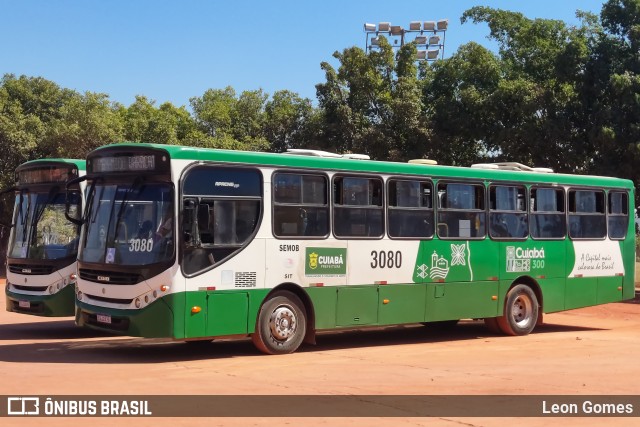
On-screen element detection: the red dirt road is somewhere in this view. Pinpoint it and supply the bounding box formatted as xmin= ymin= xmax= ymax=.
xmin=1 ymin=281 xmax=639 ymax=427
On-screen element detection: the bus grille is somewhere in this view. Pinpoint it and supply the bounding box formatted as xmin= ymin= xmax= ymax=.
xmin=85 ymin=294 xmax=134 ymax=305
xmin=12 ymin=285 xmax=49 ymax=292
xmin=79 ymin=269 xmax=142 ymax=285
xmin=8 ymin=264 xmax=55 ymax=275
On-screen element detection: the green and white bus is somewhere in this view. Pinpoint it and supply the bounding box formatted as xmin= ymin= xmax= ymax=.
xmin=4 ymin=159 xmax=85 ymax=316
xmin=71 ymin=143 xmax=635 ymax=354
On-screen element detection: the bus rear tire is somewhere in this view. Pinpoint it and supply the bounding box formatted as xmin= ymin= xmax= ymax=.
xmin=496 ymin=284 xmax=539 ymax=336
xmin=252 ymin=291 xmax=306 ymax=355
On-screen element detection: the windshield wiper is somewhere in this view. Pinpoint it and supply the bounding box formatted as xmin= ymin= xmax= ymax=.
xmin=20 ymin=190 xmax=31 ymax=248
xmin=32 ymin=185 xmax=60 ymax=227
xmin=111 ymin=176 xmax=145 ymax=246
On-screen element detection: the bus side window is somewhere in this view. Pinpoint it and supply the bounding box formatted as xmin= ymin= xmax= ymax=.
xmin=387 ymin=179 xmax=434 ymax=239
xmin=437 ymin=182 xmax=485 ymax=239
xmin=273 ymin=172 xmax=329 ymax=238
xmin=489 ymin=185 xmax=527 ymax=239
xmin=608 ymin=191 xmax=628 ymax=240
xmin=333 ymin=176 xmax=383 ymax=239
xmin=530 ymin=187 xmax=566 ymax=239
xmin=568 ymin=189 xmax=606 ymax=239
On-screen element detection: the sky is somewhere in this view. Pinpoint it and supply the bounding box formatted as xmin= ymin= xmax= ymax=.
xmin=2 ymin=0 xmax=608 ymax=108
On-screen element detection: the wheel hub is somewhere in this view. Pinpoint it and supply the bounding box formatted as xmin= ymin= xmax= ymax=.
xmin=512 ymin=295 xmax=532 ymax=327
xmin=270 ymin=305 xmax=297 ymax=341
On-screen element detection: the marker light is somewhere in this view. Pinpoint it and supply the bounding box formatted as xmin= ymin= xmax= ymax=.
xmin=160 ymin=285 xmax=169 ymax=292
xmin=70 ymin=273 xmax=77 ymax=281
xmin=191 ymin=306 xmax=202 ymax=314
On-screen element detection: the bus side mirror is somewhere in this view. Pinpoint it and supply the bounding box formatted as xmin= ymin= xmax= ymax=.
xmin=65 ymin=176 xmax=86 ymax=226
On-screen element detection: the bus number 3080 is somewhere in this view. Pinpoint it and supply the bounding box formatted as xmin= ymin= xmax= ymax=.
xmin=370 ymin=250 xmax=402 ymax=269
xmin=129 ymin=238 xmax=154 ymax=252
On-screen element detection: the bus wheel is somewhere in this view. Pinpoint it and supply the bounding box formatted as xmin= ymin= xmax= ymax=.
xmin=252 ymin=291 xmax=306 ymax=355
xmin=496 ymin=284 xmax=539 ymax=336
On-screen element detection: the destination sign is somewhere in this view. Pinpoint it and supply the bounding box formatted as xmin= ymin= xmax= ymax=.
xmin=92 ymin=155 xmax=156 ymax=173
xmin=17 ymin=166 xmax=75 ymax=185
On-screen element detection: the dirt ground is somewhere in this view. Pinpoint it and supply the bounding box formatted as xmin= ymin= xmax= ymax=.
xmin=1 ymin=278 xmax=639 ymax=427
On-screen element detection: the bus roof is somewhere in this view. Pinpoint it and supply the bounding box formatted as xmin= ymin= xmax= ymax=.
xmin=91 ymin=143 xmax=634 ymax=190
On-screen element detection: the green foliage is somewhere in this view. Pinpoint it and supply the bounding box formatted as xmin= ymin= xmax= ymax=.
xmin=264 ymin=90 xmax=314 ymax=152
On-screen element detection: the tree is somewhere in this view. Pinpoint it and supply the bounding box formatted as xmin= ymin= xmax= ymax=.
xmin=264 ymin=90 xmax=313 ymax=153
xmin=315 ymin=37 xmax=429 ymax=160
xmin=421 ymin=42 xmax=501 ymax=166
xmin=189 ymin=87 xmax=270 ymax=151
xmin=583 ymin=0 xmax=640 ymax=184
xmin=460 ymin=7 xmax=590 ymax=171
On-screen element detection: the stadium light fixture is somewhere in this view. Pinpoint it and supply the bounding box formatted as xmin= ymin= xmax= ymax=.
xmin=423 ymin=21 xmax=436 ymax=31
xmin=390 ymin=25 xmax=403 ymax=35
xmin=415 ymin=36 xmax=428 ymax=45
xmin=427 ymin=49 xmax=440 ymax=59
xmin=437 ymin=19 xmax=448 ymax=30
xmin=364 ymin=23 xmax=376 ymax=32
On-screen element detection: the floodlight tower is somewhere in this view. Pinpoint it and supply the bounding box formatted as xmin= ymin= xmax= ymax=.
xmin=364 ymin=19 xmax=448 ymax=61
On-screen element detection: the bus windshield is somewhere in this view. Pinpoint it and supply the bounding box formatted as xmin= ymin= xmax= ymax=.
xmin=9 ymin=190 xmax=81 ymax=260
xmin=80 ymin=182 xmax=174 ymax=266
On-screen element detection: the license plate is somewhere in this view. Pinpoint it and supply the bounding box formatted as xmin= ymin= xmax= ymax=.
xmin=96 ymin=314 xmax=112 ymax=324
xmin=18 ymin=300 xmax=30 ymax=308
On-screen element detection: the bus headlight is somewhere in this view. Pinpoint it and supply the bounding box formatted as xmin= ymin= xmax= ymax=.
xmin=49 ymin=286 xmax=55 ymax=294
xmin=77 ymin=291 xmax=83 ymax=301
xmin=134 ymin=298 xmax=141 ymax=308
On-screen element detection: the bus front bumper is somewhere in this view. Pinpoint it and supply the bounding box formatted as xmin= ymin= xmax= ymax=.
xmin=6 ymin=284 xmax=75 ymax=317
xmin=75 ymin=296 xmax=175 ymax=338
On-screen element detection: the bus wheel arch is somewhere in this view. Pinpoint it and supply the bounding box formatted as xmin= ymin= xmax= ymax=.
xmin=496 ymin=278 xmax=542 ymax=336
xmin=252 ymin=283 xmax=315 ymax=354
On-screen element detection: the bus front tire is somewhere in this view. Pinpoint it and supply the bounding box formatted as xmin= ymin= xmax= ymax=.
xmin=496 ymin=284 xmax=539 ymax=336
xmin=252 ymin=291 xmax=307 ymax=355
